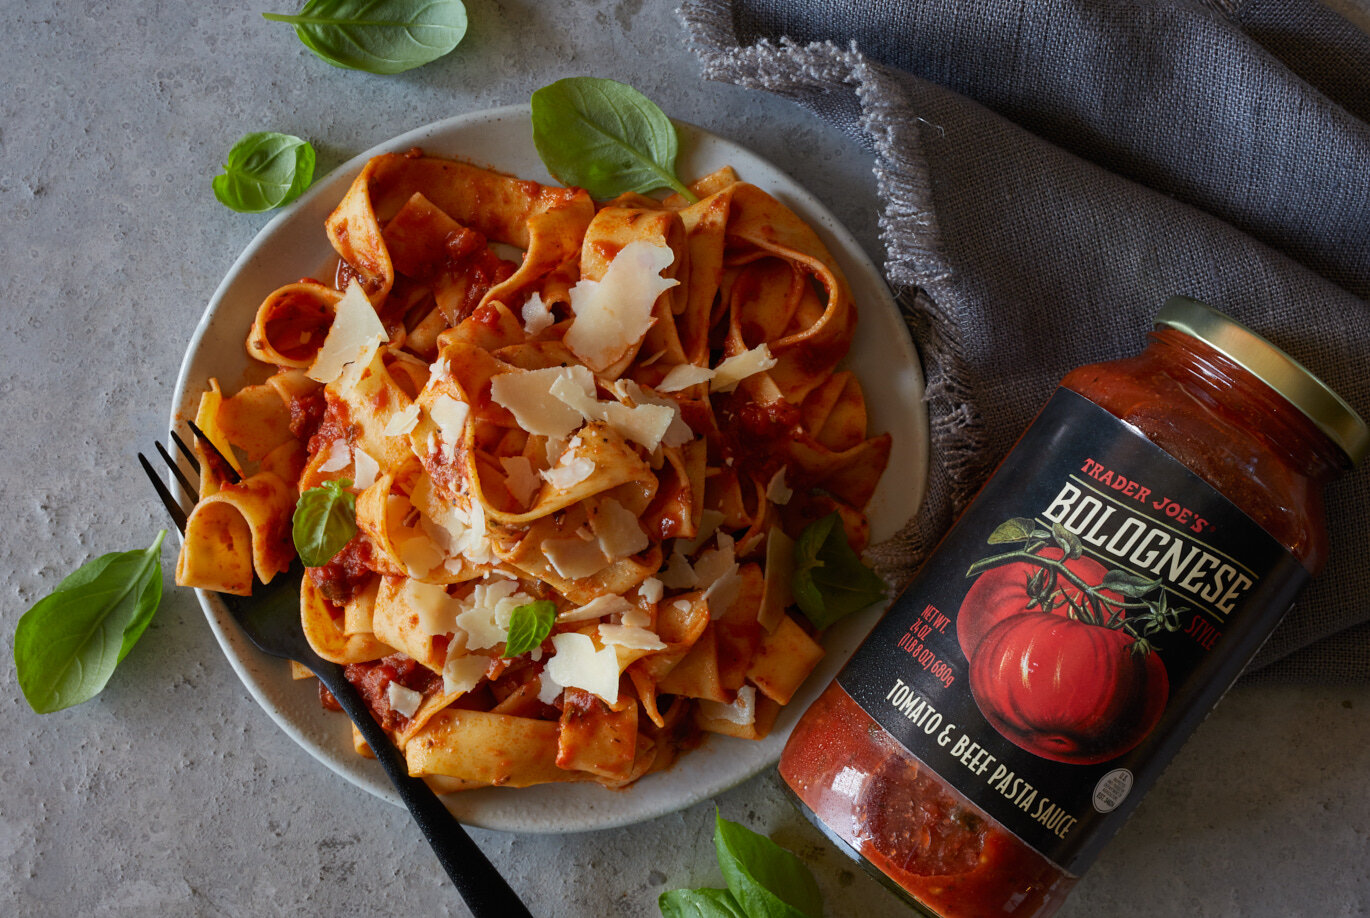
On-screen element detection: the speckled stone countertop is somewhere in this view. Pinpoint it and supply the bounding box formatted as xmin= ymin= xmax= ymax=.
xmin=2 ymin=2 xmax=1367 ymax=917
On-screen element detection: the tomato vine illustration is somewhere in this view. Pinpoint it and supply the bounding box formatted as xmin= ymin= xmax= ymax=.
xmin=959 ymin=518 xmax=1176 ymax=764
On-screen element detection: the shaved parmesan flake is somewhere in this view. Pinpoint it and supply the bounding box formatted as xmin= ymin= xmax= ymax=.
xmin=710 ymin=344 xmax=777 ymax=393
xmin=500 ymin=456 xmax=541 ymax=508
xmin=386 ymin=682 xmax=423 ymax=719
xmin=353 ymin=448 xmax=380 ymax=491
xmin=542 ymin=440 xmax=595 ymax=491
xmin=383 ymin=402 xmax=421 ymax=437
xmin=657 ymin=364 xmax=715 ymax=392
xmin=678 ymin=509 xmax=726 ymax=555
xmin=598 ymin=623 xmax=666 ymax=652
xmin=699 ymin=685 xmax=756 ymax=726
xmin=397 ymin=532 xmax=445 ymax=578
xmin=543 ymin=536 xmax=611 ymax=581
xmin=614 ymin=379 xmax=692 ymax=447
xmin=551 ymin=372 xmax=676 ymax=451
xmin=319 ymin=439 xmax=350 ymax=473
xmin=660 ymin=547 xmax=700 ymax=589
xmin=621 ymin=604 xmax=651 ymax=629
xmin=565 ymin=241 xmax=677 ymax=371
xmin=766 ymin=467 xmax=793 ymax=505
xmin=308 ymin=281 xmax=387 ymax=384
xmin=638 ymin=577 xmax=663 ymax=605
xmin=442 ymin=652 xmax=489 ymax=696
xmin=603 ymin=401 xmax=674 ymax=451
xmin=696 ymin=533 xmax=742 ymax=619
xmin=456 ymin=579 xmax=535 ymax=650
xmin=493 ymin=366 xmax=593 ymax=439
xmin=591 ymin=498 xmax=648 ymax=560
xmin=544 ymin=632 xmax=620 ymax=704
xmin=548 ymin=370 xmax=602 ymax=421
xmin=428 ymin=395 xmax=469 ymax=463
xmin=560 ymin=594 xmax=636 ymax=623
xmin=404 ymin=580 xmax=461 ymax=638
xmin=521 ymin=291 xmax=556 ymax=336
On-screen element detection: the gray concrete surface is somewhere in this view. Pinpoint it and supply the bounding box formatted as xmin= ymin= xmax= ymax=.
xmin=2 ymin=2 xmax=1367 ymax=917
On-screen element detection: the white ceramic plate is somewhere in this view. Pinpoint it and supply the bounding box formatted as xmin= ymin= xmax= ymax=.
xmin=172 ymin=105 xmax=927 ymax=833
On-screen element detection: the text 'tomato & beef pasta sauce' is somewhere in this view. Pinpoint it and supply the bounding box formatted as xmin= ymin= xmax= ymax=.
xmin=780 ymin=297 xmax=1368 ymax=917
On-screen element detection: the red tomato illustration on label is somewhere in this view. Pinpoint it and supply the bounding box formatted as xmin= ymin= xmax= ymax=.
xmin=957 ymin=547 xmax=1119 ymax=660
xmin=969 ymin=613 xmax=1169 ymax=765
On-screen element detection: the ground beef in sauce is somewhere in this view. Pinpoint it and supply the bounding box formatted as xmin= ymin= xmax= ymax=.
xmin=855 ymin=753 xmax=987 ymax=877
xmin=288 ymin=389 xmax=327 ymax=441
xmin=307 ymin=535 xmax=374 ymax=604
xmin=341 ymin=653 xmax=443 ymax=733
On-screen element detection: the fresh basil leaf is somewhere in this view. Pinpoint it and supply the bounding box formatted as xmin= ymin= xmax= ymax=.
xmin=292 ymin=478 xmax=357 ymax=566
xmin=659 ymin=887 xmax=749 ymax=918
xmin=213 ymin=131 xmax=316 ymax=213
xmin=790 ymin=511 xmax=886 ymax=630
xmin=14 ymin=531 xmax=167 ymax=714
xmin=263 ymin=0 xmax=467 ymax=75
xmin=714 ymin=813 xmax=823 ymax=918
xmin=530 ymin=77 xmax=698 ymax=202
xmin=502 ymin=600 xmax=557 ymax=658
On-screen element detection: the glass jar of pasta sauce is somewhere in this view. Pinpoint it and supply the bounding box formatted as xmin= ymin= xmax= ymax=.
xmin=780 ymin=296 xmax=1367 ymax=917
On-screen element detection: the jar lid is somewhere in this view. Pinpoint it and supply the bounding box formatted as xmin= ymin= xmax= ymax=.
xmin=1156 ymin=296 xmax=1368 ymax=466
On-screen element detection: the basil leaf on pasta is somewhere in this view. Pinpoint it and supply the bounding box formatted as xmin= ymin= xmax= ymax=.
xmin=791 ymin=512 xmax=886 ymax=630
xmin=293 ymin=479 xmax=357 ymax=567
xmin=263 ymin=0 xmax=468 ymax=75
xmin=502 ymin=601 xmax=557 ymax=658
xmin=14 ymin=531 xmax=166 ymax=714
xmin=213 ymin=132 xmax=316 ymax=213
xmin=531 ymin=77 xmax=698 ymax=202
xmin=658 ymin=887 xmax=749 ymax=918
xmin=713 ymin=813 xmax=823 ymax=918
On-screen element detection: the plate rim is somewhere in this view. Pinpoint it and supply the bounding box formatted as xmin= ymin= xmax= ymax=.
xmin=170 ymin=104 xmax=927 ymax=833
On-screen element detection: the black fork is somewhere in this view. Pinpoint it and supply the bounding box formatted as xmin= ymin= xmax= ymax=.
xmin=140 ymin=428 xmax=534 ymax=918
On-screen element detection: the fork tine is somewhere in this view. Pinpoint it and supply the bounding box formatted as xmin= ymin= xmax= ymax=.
xmin=170 ymin=429 xmax=200 ymax=473
xmin=156 ymin=439 xmax=197 ymax=498
xmin=187 ymin=420 xmax=242 ymax=485
xmin=139 ymin=450 xmax=189 ymax=535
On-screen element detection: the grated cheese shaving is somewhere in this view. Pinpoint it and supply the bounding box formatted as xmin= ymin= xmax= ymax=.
xmin=500 ymin=455 xmax=541 ymax=508
xmin=383 ymin=402 xmax=421 ymax=437
xmin=521 ymin=291 xmax=556 ymax=336
xmin=598 ymin=623 xmax=666 ymax=652
xmin=493 ymin=367 xmax=592 ymax=439
xmin=564 ymin=241 xmax=677 ymax=371
xmin=766 ymin=467 xmax=793 ymax=506
xmin=559 ymin=594 xmax=636 ymax=623
xmin=699 ymin=685 xmax=756 ymax=726
xmin=657 ymin=364 xmax=715 ymax=392
xmin=710 ymin=344 xmax=777 ymax=393
xmin=442 ymin=652 xmax=489 ymax=696
xmin=307 ymin=281 xmax=387 ymax=384
xmin=543 ymin=632 xmax=621 ymax=704
xmin=386 ymin=682 xmax=423 ymax=719
xmin=591 ymin=498 xmax=648 ymax=560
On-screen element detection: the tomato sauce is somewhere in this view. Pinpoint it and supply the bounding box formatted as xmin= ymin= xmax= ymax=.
xmin=343 ymin=653 xmax=444 ymax=733
xmin=780 ymin=298 xmax=1365 ymax=917
xmin=308 ymin=534 xmax=374 ymax=604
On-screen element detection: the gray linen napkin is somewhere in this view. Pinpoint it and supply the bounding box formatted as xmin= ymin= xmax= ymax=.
xmin=679 ymin=0 xmax=1370 ymax=682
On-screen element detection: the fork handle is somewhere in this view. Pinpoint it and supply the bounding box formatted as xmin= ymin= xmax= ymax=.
xmin=312 ymin=661 xmax=535 ymax=918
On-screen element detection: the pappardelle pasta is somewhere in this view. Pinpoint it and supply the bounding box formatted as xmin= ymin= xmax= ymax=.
xmin=176 ymin=148 xmax=891 ymax=791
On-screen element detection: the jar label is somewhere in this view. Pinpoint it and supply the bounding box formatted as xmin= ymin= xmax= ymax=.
xmin=838 ymin=388 xmax=1309 ymax=873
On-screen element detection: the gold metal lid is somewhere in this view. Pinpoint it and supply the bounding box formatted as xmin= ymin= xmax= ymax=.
xmin=1156 ymin=296 xmax=1368 ymax=466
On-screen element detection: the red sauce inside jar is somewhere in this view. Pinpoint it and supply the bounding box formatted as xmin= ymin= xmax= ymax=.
xmin=780 ymin=302 xmax=1361 ymax=918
